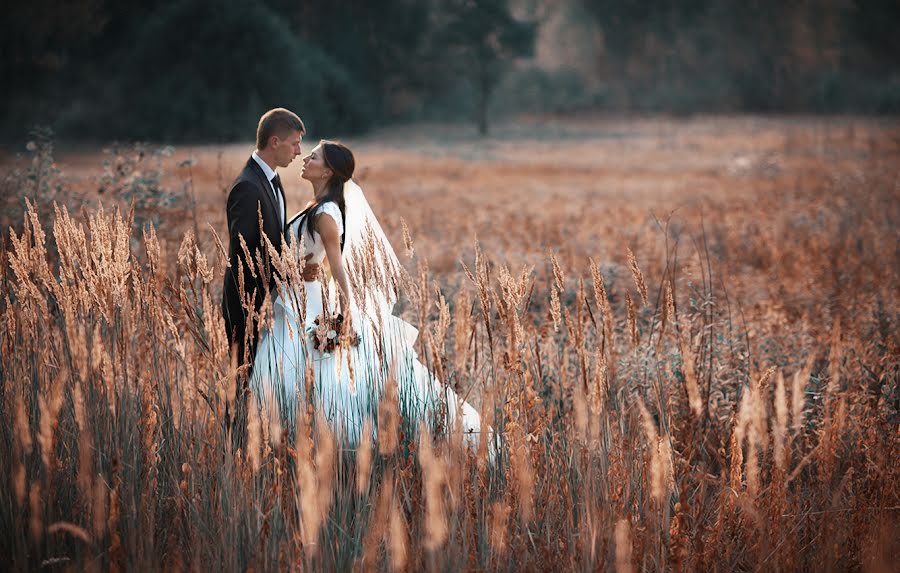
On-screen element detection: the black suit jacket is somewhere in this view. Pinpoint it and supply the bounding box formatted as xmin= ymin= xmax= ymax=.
xmin=221 ymin=156 xmax=286 ymax=367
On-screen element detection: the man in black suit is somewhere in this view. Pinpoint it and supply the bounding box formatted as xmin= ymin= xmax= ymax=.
xmin=222 ymin=108 xmax=305 ymax=374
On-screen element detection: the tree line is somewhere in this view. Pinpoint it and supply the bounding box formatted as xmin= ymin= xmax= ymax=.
xmin=1 ymin=0 xmax=897 ymax=142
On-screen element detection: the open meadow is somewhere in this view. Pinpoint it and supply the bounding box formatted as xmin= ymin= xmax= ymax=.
xmin=1 ymin=116 xmax=898 ymax=571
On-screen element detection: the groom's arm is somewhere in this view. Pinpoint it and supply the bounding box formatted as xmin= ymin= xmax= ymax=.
xmin=226 ymin=181 xmax=264 ymax=285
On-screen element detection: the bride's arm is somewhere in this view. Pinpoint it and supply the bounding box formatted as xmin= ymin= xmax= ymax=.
xmin=317 ymin=215 xmax=351 ymax=316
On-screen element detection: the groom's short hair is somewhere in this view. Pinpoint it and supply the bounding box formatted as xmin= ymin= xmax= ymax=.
xmin=257 ymin=108 xmax=305 ymax=149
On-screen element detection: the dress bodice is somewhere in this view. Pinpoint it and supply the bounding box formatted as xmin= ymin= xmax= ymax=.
xmin=287 ymin=201 xmax=344 ymax=269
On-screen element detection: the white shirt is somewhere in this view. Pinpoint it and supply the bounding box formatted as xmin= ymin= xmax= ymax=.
xmin=252 ymin=151 xmax=285 ymax=227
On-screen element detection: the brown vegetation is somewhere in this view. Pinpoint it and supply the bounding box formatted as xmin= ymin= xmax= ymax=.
xmin=1 ymin=117 xmax=898 ymax=571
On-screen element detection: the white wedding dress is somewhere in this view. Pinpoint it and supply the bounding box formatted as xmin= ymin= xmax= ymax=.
xmin=251 ymin=181 xmax=483 ymax=445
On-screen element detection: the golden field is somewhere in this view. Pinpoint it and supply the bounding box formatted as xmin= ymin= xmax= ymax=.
xmin=1 ymin=116 xmax=898 ymax=571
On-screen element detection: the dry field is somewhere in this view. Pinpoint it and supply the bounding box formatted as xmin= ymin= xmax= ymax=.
xmin=1 ymin=116 xmax=898 ymax=571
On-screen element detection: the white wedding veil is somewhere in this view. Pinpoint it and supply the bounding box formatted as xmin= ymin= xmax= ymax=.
xmin=341 ymin=180 xmax=412 ymax=337
xmin=342 ymin=181 xmax=487 ymax=448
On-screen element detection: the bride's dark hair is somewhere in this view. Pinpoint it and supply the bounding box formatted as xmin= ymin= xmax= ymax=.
xmin=298 ymin=140 xmax=355 ymax=250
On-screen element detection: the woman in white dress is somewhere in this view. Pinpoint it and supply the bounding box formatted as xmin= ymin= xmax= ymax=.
xmin=251 ymin=140 xmax=483 ymax=445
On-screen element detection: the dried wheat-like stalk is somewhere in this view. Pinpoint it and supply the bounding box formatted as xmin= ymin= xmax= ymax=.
xmin=247 ymin=399 xmax=262 ymax=472
xmin=427 ymin=289 xmax=452 ymax=383
xmin=494 ymin=263 xmax=531 ymax=364
xmin=37 ymin=367 xmax=66 ymax=471
xmin=505 ymin=420 xmax=535 ymax=522
xmin=791 ymin=366 xmax=807 ymax=436
xmin=574 ymin=380 xmax=589 ymax=442
xmin=827 ymin=317 xmax=842 ymax=402
xmin=14 ymin=385 xmax=32 ymax=456
xmin=360 ymin=466 xmax=391 ymax=568
xmin=678 ymin=330 xmax=702 ymax=418
xmin=29 ymin=483 xmax=43 ymax=543
xmin=550 ymin=285 xmax=562 ymax=333
xmin=260 ymin=382 xmax=282 ymax=449
xmin=550 ymin=251 xmax=565 ymax=291
xmin=313 ymin=415 xmax=336 ymax=529
xmin=207 ymin=221 xmax=230 ymax=268
xmin=591 ymin=349 xmax=608 ymax=419
xmin=140 ymin=375 xmax=159 ymax=474
xmin=107 ymin=457 xmax=124 ymax=567
xmin=12 ymin=455 xmax=26 ymax=509
xmin=627 ymin=247 xmax=649 ymax=306
xmin=90 ymin=473 xmax=107 ymax=541
xmin=661 ymin=281 xmax=675 ymax=339
xmin=753 ymin=367 xmax=775 ymax=451
xmin=378 ymin=375 xmax=400 ymax=456
xmin=477 ymin=388 xmax=496 ymax=473
xmin=615 ymin=518 xmax=634 ymax=573
xmin=176 ymin=229 xmax=196 ymax=272
xmin=658 ymin=437 xmax=674 ymax=502
xmin=47 ymin=521 xmax=92 ymax=545
xmin=774 ymin=370 xmax=788 ymax=471
xmin=293 ymin=411 xmax=335 ymax=555
xmin=737 ymin=368 xmax=773 ymax=499
xmin=589 ymin=257 xmax=614 ymax=348
xmin=238 ymin=234 xmax=257 ymax=280
xmin=356 ymin=418 xmax=373 ymax=495
xmin=626 ymin=292 xmax=638 ymax=346
xmin=387 ymin=492 xmax=409 ymax=572
xmin=637 ymin=398 xmax=672 ymax=503
xmin=730 ymin=402 xmax=747 ymax=495
xmin=461 ymin=238 xmax=493 ymax=350
xmin=401 ymin=217 xmax=414 ymax=259
xmin=419 ymin=423 xmax=449 ymax=550
xmin=489 ymin=500 xmax=511 ymax=556
xmin=453 ymin=284 xmax=472 ymax=372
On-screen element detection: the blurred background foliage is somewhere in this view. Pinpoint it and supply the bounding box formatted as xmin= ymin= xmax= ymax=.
xmin=2 ymin=0 xmax=898 ymax=142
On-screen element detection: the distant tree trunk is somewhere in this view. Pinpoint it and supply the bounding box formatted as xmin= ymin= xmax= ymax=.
xmin=477 ymin=64 xmax=491 ymax=136
xmin=477 ymin=92 xmax=489 ymax=136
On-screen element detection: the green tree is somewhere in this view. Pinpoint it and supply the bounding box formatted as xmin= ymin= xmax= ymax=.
xmin=850 ymin=0 xmax=900 ymax=71
xmin=0 ymin=0 xmax=109 ymax=139
xmin=428 ymin=0 xmax=536 ymax=135
xmin=266 ymin=0 xmax=431 ymax=119
xmin=96 ymin=0 xmax=371 ymax=141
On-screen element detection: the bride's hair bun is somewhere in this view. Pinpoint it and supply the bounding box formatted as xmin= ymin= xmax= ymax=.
xmin=321 ymin=140 xmax=355 ymax=183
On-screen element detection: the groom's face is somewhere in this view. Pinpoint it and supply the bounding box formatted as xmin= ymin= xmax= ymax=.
xmin=271 ymin=130 xmax=303 ymax=168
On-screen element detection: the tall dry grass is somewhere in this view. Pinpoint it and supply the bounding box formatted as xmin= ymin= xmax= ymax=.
xmin=1 ymin=119 xmax=898 ymax=571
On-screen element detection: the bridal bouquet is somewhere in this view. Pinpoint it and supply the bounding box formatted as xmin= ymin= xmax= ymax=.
xmin=308 ymin=312 xmax=358 ymax=355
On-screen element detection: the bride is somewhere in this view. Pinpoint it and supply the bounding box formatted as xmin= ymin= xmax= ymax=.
xmin=251 ymin=140 xmax=483 ymax=445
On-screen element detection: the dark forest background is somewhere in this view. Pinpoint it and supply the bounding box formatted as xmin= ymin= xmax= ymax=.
xmin=2 ymin=0 xmax=898 ymax=142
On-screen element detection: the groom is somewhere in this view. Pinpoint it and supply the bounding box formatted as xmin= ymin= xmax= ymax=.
xmin=222 ymin=108 xmax=305 ymax=374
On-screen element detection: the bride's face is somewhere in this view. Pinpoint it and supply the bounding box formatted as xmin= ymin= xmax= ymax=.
xmin=300 ymin=145 xmax=333 ymax=183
